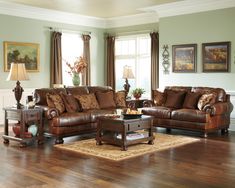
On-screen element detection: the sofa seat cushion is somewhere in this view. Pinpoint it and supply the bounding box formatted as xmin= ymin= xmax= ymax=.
xmin=89 ymin=109 xmax=117 ymax=122
xmin=142 ymin=106 xmax=173 ymax=119
xmin=171 ymin=109 xmax=210 ymax=123
xmin=51 ymin=112 xmax=91 ymax=127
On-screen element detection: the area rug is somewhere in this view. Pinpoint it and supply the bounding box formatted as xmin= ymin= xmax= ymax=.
xmin=54 ymin=133 xmax=199 ymax=161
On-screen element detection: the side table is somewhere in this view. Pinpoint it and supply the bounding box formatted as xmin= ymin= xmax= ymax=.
xmin=2 ymin=107 xmax=44 ymax=147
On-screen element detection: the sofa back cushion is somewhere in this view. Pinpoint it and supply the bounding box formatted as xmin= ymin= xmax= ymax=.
xmin=34 ymin=88 xmax=66 ymax=105
xmin=87 ymin=86 xmax=113 ymax=94
xmin=60 ymin=93 xmax=81 ymax=112
xmin=74 ymin=93 xmax=100 ymax=110
xmin=96 ymin=91 xmax=116 ymax=109
xmin=192 ymin=87 xmax=226 ymax=102
xmin=65 ymin=86 xmax=89 ymax=96
xmin=165 ymin=86 xmax=192 ymax=93
xmin=164 ymin=90 xmax=186 ymax=109
xmin=182 ymin=92 xmax=202 ymax=109
xmin=46 ymin=93 xmax=66 ymax=114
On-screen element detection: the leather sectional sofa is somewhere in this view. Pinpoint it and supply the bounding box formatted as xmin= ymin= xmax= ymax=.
xmin=142 ymin=86 xmax=233 ymax=137
xmin=34 ymin=86 xmax=126 ymax=144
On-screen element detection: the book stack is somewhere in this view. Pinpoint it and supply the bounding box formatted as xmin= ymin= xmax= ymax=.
xmin=116 ymin=132 xmax=147 ymax=140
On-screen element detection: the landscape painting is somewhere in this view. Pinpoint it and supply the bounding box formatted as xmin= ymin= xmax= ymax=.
xmin=172 ymin=44 xmax=197 ymax=73
xmin=4 ymin=41 xmax=40 ymax=72
xmin=202 ymin=42 xmax=230 ymax=72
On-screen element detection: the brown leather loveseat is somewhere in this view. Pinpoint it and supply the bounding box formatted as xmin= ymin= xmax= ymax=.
xmin=34 ymin=86 xmax=126 ymax=144
xmin=142 ymin=86 xmax=233 ymax=137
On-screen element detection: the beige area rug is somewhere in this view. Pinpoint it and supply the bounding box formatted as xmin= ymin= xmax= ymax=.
xmin=54 ymin=133 xmax=199 ymax=161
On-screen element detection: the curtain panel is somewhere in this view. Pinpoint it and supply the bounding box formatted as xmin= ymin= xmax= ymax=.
xmin=50 ymin=31 xmax=62 ymax=87
xmin=106 ymin=36 xmax=115 ymax=90
xmin=150 ymin=32 xmax=159 ymax=95
xmin=82 ymin=34 xmax=91 ymax=86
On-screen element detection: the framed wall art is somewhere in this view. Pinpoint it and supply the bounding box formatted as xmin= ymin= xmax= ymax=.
xmin=202 ymin=41 xmax=230 ymax=72
xmin=172 ymin=44 xmax=197 ymax=73
xmin=4 ymin=41 xmax=40 ymax=72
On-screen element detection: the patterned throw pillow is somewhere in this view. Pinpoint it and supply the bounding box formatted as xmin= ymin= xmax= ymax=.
xmin=153 ymin=90 xmax=166 ymax=106
xmin=60 ymin=93 xmax=81 ymax=113
xmin=115 ymin=91 xmax=126 ymax=108
xmin=96 ymin=91 xmax=116 ymax=109
xmin=74 ymin=93 xmax=100 ymax=110
xmin=197 ymin=93 xmax=217 ymax=110
xmin=46 ymin=93 xmax=65 ymax=114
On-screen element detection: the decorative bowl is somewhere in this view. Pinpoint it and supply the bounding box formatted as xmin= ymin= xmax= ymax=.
xmin=28 ymin=124 xmax=38 ymax=136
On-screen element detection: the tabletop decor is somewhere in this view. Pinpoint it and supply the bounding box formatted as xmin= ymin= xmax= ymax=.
xmin=65 ymin=56 xmax=87 ymax=86
xmin=131 ymin=88 xmax=145 ymax=100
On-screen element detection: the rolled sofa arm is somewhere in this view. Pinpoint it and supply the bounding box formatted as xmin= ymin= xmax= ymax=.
xmin=202 ymin=102 xmax=233 ymax=116
xmin=143 ymin=100 xmax=154 ymax=107
xmin=46 ymin=107 xmax=60 ymax=120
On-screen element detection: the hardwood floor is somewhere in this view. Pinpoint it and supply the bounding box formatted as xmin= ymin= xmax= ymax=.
xmin=1 ymin=126 xmax=235 ymax=188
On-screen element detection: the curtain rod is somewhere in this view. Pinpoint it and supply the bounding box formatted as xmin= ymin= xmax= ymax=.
xmin=106 ymin=29 xmax=157 ymax=37
xmin=46 ymin=26 xmax=91 ymax=35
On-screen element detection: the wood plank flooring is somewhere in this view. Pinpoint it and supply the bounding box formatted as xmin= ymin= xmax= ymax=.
xmin=1 ymin=126 xmax=235 ymax=188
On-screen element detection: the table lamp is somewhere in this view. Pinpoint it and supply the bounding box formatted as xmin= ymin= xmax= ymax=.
xmin=7 ymin=62 xmax=29 ymax=109
xmin=122 ymin=65 xmax=134 ymax=96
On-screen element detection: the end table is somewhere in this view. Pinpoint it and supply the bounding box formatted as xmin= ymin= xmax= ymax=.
xmin=2 ymin=107 xmax=44 ymax=147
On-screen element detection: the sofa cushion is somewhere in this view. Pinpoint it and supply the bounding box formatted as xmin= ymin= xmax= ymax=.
xmin=60 ymin=93 xmax=81 ymax=113
xmin=142 ymin=106 xmax=172 ymax=119
xmin=74 ymin=93 xmax=100 ymax=110
xmin=164 ymin=90 xmax=186 ymax=109
xmin=87 ymin=86 xmax=113 ymax=94
xmin=183 ymin=92 xmax=201 ymax=109
xmin=171 ymin=109 xmax=209 ymax=123
xmin=96 ymin=91 xmax=116 ymax=109
xmin=46 ymin=93 xmax=65 ymax=114
xmin=197 ymin=93 xmax=217 ymax=110
xmin=65 ymin=86 xmax=89 ymax=96
xmin=153 ymin=90 xmax=166 ymax=106
xmin=115 ymin=91 xmax=126 ymax=108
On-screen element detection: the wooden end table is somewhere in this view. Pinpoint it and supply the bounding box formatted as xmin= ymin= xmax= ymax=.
xmin=2 ymin=107 xmax=44 ymax=147
xmin=96 ymin=115 xmax=154 ymax=151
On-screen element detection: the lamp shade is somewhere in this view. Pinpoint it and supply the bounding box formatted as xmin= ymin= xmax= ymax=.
xmin=7 ymin=63 xmax=29 ymax=81
xmin=122 ymin=65 xmax=134 ymax=79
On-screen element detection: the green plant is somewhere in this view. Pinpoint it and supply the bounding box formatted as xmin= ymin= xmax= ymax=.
xmin=131 ymin=88 xmax=145 ymax=95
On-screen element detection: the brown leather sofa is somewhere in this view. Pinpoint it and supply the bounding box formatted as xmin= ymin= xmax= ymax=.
xmin=34 ymin=86 xmax=124 ymax=144
xmin=142 ymin=86 xmax=233 ymax=137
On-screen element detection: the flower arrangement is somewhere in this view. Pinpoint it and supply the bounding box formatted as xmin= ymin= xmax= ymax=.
xmin=132 ymin=88 xmax=145 ymax=99
xmin=65 ymin=56 xmax=87 ymax=76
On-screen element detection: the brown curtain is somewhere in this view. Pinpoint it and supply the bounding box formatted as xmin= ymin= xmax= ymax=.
xmin=150 ymin=32 xmax=159 ymax=96
xmin=50 ymin=31 xmax=62 ymax=87
xmin=106 ymin=36 xmax=115 ymax=90
xmin=82 ymin=34 xmax=91 ymax=86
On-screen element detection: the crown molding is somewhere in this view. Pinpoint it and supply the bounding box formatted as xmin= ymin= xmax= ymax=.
xmin=105 ymin=12 xmax=159 ymax=28
xmin=139 ymin=0 xmax=235 ymax=18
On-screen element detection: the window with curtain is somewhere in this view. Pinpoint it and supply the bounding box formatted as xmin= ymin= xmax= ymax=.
xmin=115 ymin=34 xmax=151 ymax=98
xmin=61 ymin=32 xmax=83 ymax=86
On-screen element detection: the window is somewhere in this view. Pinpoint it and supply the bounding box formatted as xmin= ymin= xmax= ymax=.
xmin=115 ymin=34 xmax=151 ymax=98
xmin=61 ymin=32 xmax=83 ymax=86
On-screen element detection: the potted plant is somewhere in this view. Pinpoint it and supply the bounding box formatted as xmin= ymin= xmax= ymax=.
xmin=132 ymin=88 xmax=145 ymax=100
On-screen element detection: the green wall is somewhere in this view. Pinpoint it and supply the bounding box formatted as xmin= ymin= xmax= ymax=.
xmin=159 ymin=7 xmax=235 ymax=90
xmin=0 ymin=14 xmax=105 ymax=89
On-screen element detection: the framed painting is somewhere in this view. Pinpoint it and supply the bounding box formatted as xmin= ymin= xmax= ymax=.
xmin=172 ymin=44 xmax=197 ymax=73
xmin=202 ymin=41 xmax=230 ymax=72
xmin=4 ymin=41 xmax=40 ymax=72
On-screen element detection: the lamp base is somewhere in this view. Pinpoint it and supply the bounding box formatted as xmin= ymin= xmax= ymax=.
xmin=13 ymin=80 xmax=24 ymax=109
xmin=123 ymin=78 xmax=131 ymax=98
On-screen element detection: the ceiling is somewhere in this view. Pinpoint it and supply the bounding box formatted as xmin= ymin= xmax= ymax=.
xmin=0 ymin=0 xmax=181 ymax=18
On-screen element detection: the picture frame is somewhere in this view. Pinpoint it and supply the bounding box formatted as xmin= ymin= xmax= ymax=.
xmin=172 ymin=44 xmax=197 ymax=73
xmin=4 ymin=41 xmax=40 ymax=72
xmin=202 ymin=41 xmax=230 ymax=72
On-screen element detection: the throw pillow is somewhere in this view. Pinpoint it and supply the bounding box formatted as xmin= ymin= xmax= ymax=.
xmin=153 ymin=90 xmax=166 ymax=106
xmin=164 ymin=90 xmax=186 ymax=109
xmin=115 ymin=91 xmax=126 ymax=108
xmin=96 ymin=91 xmax=116 ymax=109
xmin=197 ymin=93 xmax=217 ymax=110
xmin=60 ymin=93 xmax=81 ymax=113
xmin=46 ymin=93 xmax=65 ymax=114
xmin=182 ymin=92 xmax=202 ymax=109
xmin=74 ymin=93 xmax=100 ymax=110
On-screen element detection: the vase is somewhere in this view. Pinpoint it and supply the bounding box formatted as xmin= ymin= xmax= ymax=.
xmin=134 ymin=94 xmax=141 ymax=100
xmin=72 ymin=73 xmax=80 ymax=86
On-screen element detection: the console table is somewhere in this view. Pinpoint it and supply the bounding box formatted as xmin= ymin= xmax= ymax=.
xmin=2 ymin=107 xmax=43 ymax=147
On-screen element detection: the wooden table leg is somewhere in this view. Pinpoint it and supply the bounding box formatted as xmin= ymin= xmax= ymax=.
xmin=3 ymin=113 xmax=9 ymax=144
xmin=96 ymin=121 xmax=102 ymax=145
xmin=148 ymin=119 xmax=154 ymax=145
xmin=121 ymin=128 xmax=127 ymax=151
